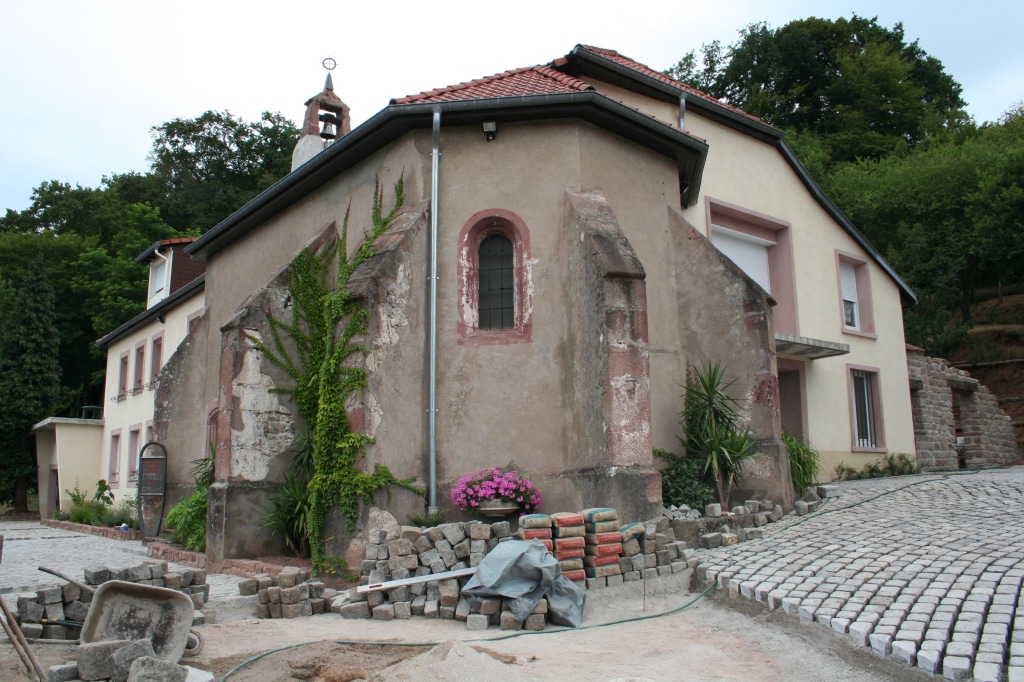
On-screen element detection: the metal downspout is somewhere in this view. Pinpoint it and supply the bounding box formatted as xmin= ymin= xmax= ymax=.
xmin=428 ymin=108 xmax=441 ymax=511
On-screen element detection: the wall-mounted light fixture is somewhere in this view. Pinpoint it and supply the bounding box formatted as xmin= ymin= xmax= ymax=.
xmin=482 ymin=121 xmax=497 ymax=141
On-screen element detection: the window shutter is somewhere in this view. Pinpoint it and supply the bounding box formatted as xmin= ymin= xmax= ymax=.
xmin=712 ymin=226 xmax=773 ymax=293
xmin=840 ymin=262 xmax=858 ymax=304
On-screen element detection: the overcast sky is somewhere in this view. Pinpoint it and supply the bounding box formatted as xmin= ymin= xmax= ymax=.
xmin=1 ymin=0 xmax=1021 ymax=214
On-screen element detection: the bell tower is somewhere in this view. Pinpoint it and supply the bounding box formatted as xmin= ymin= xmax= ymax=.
xmin=291 ymin=58 xmax=351 ymax=171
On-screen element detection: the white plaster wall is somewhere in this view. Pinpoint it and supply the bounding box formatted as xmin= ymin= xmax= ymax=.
xmin=100 ymin=289 xmax=205 ymax=496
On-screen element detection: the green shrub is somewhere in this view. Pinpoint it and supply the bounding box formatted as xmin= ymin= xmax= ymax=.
xmin=69 ymin=500 xmax=106 ymax=525
xmin=164 ymin=487 xmax=208 ymax=552
xmin=834 ymin=453 xmax=919 ymax=481
xmin=261 ymin=471 xmax=312 ymax=557
xmin=163 ymin=452 xmax=214 ymax=552
xmin=656 ymin=449 xmax=716 ymax=510
xmin=783 ymin=433 xmax=821 ymax=496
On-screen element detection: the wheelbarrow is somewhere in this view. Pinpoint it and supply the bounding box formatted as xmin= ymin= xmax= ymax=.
xmin=80 ymin=581 xmax=194 ymax=662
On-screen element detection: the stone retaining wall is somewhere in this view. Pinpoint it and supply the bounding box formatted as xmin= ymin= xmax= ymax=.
xmin=907 ymin=349 xmax=1020 ymax=469
xmin=41 ymin=519 xmax=142 ymax=541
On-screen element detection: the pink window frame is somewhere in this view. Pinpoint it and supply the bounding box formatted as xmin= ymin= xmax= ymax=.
xmin=457 ymin=209 xmax=533 ymax=345
xmin=835 ymin=250 xmax=877 ymax=339
xmin=127 ymin=423 xmax=142 ymax=486
xmin=705 ymin=197 xmax=798 ymax=336
xmin=847 ymin=363 xmax=886 ymax=453
xmin=108 ymin=429 xmax=122 ymax=484
xmin=133 ymin=341 xmax=146 ymax=392
xmin=150 ymin=332 xmax=164 ymax=385
xmin=117 ymin=351 xmax=130 ymax=398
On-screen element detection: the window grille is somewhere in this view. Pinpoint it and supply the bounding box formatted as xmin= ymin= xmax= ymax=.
xmin=852 ymin=369 xmax=876 ymax=448
xmin=478 ymin=233 xmax=514 ymax=329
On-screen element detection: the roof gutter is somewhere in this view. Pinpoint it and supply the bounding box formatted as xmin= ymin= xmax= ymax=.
xmin=564 ymin=46 xmax=783 ymax=143
xmin=186 ymin=91 xmax=709 ymax=261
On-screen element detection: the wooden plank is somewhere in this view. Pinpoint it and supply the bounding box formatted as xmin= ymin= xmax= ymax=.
xmin=356 ymin=566 xmax=476 ymax=593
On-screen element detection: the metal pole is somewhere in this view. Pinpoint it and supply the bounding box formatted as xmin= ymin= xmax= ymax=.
xmin=428 ymin=107 xmax=441 ymax=511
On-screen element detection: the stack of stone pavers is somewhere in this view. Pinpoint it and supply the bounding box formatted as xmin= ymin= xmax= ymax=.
xmin=550 ymin=512 xmax=587 ymax=581
xmin=581 ymin=508 xmax=623 ymax=580
xmin=697 ymin=500 xmax=786 ymax=549
xmin=255 ymin=497 xmax=798 ymax=625
xmin=85 ymin=562 xmax=209 ymax=610
xmin=14 ymin=581 xmax=90 ymax=641
xmin=14 ymin=560 xmax=207 ymax=641
xmin=237 ymin=566 xmax=339 ymax=619
xmin=48 ymin=637 xmax=211 ymax=682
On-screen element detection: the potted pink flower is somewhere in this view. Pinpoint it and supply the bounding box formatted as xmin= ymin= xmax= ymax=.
xmin=449 ymin=467 xmax=542 ymax=517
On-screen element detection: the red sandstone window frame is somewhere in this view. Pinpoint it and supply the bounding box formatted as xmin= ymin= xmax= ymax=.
xmin=835 ymin=250 xmax=876 ymax=339
xmin=133 ymin=341 xmax=146 ymax=392
xmin=705 ymin=197 xmax=798 ymax=336
xmin=108 ymin=429 xmax=122 ymax=484
xmin=128 ymin=423 xmax=142 ymax=486
xmin=150 ymin=332 xmax=164 ymax=385
xmin=457 ymin=209 xmax=533 ymax=345
xmin=847 ymin=364 xmax=886 ymax=452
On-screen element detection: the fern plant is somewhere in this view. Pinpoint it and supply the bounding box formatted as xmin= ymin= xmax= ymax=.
xmin=163 ymin=450 xmax=215 ymax=552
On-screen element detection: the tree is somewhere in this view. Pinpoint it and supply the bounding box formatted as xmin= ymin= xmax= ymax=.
xmin=0 ymin=257 xmax=64 ymax=509
xmin=668 ymin=15 xmax=969 ymax=164
xmin=148 ymin=110 xmax=298 ymax=233
xmin=824 ymin=105 xmax=1024 ymax=353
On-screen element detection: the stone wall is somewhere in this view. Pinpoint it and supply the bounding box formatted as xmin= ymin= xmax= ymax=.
xmin=907 ymin=348 xmax=1020 ymax=469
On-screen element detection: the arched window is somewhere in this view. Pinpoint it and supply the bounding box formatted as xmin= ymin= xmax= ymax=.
xmin=457 ymin=209 xmax=532 ymax=344
xmin=478 ymin=233 xmax=514 ymax=329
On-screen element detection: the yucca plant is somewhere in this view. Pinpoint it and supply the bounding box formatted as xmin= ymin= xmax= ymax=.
xmin=680 ymin=361 xmax=760 ymax=509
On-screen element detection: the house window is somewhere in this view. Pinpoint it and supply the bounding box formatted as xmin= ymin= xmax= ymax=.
xmin=711 ymin=226 xmax=773 ymax=292
xmin=128 ymin=425 xmax=141 ymax=485
xmin=457 ymin=209 xmax=533 ymax=345
xmin=148 ymin=258 xmax=168 ymax=307
xmin=836 ymin=252 xmax=875 ymax=337
xmin=849 ymin=366 xmax=885 ymax=451
xmin=145 ymin=420 xmax=155 ymax=443
xmin=150 ymin=333 xmax=163 ymax=387
xmin=117 ymin=352 xmax=129 ymax=400
xmin=108 ymin=430 xmax=122 ymax=484
xmin=133 ymin=342 xmax=146 ymax=393
xmin=707 ymin=198 xmax=797 ymax=335
xmin=478 ymin=234 xmax=514 ymax=329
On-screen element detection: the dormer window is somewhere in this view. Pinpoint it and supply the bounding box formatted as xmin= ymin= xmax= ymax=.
xmin=148 ymin=257 xmax=168 ymax=307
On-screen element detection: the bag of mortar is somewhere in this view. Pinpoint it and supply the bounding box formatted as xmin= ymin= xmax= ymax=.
xmin=461 ymin=539 xmax=586 ymax=627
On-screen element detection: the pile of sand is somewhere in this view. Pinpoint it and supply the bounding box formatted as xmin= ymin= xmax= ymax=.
xmin=371 ymin=640 xmax=533 ymax=682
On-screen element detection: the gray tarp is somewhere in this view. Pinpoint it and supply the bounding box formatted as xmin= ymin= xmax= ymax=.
xmin=461 ymin=539 xmax=586 ymax=627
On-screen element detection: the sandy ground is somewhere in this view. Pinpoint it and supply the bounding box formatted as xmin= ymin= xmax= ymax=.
xmin=2 ymin=587 xmax=932 ymax=682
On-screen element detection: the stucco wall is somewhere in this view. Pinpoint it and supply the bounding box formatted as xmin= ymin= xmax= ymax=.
xmin=101 ymin=288 xmax=205 ymax=498
xmin=682 ymin=114 xmax=917 ymax=474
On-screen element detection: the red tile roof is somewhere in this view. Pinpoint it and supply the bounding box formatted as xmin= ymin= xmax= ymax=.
xmin=392 ymin=65 xmax=593 ymax=104
xmin=575 ymin=45 xmax=764 ymax=123
xmin=159 ymin=237 xmax=199 ymax=246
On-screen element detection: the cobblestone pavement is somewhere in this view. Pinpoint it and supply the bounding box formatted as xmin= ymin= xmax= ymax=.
xmin=694 ymin=468 xmax=1024 ymax=682
xmin=0 ymin=521 xmax=241 ymax=605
